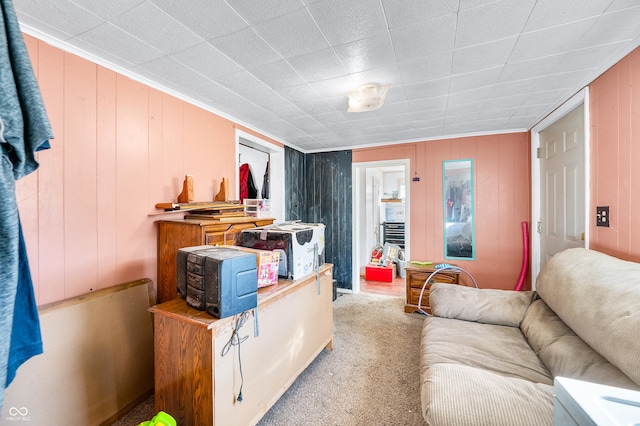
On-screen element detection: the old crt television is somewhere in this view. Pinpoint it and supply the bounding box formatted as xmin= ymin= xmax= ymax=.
xmin=176 ymin=245 xmax=257 ymax=318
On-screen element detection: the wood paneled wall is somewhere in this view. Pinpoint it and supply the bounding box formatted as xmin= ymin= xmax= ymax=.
xmin=353 ymin=133 xmax=531 ymax=290
xmin=305 ymin=151 xmax=353 ymax=289
xmin=19 ymin=31 xmax=640 ymax=304
xmin=284 ymin=145 xmax=306 ymax=221
xmin=285 ymin=147 xmax=353 ymax=289
xmin=16 ymin=35 xmax=279 ymax=305
xmin=589 ymin=46 xmax=640 ymax=261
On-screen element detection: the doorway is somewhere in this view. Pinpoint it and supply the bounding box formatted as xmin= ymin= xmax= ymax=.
xmin=531 ymin=88 xmax=590 ymax=285
xmin=352 ymin=159 xmax=410 ymax=294
xmin=235 ymin=130 xmax=285 ymax=222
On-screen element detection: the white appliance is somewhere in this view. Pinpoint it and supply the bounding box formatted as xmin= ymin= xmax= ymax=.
xmin=383 ymin=201 xmax=405 ymax=222
xmin=554 ymin=377 xmax=640 ymax=426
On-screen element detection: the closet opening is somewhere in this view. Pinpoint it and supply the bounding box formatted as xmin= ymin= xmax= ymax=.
xmin=238 ymin=143 xmax=270 ymax=201
xmin=234 ymin=130 xmax=285 ymax=222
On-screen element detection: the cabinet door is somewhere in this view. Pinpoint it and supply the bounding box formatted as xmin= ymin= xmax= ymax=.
xmin=205 ymin=231 xmax=230 ymax=245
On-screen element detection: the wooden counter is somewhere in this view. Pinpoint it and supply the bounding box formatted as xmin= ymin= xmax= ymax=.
xmin=149 ymin=264 xmax=334 ymax=426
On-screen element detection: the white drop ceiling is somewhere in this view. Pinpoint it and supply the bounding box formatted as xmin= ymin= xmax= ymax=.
xmin=14 ymin=0 xmax=640 ymax=152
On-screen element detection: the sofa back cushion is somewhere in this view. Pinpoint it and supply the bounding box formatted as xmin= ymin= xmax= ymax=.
xmin=535 ymin=248 xmax=640 ymax=386
xmin=429 ymin=283 xmax=535 ymax=327
xmin=522 ymin=299 xmax=639 ymax=390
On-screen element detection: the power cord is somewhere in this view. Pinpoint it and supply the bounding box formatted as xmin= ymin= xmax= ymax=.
xmin=221 ymin=310 xmax=251 ymax=403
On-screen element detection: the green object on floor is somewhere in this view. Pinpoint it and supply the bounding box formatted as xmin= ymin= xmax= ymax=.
xmin=138 ymin=411 xmax=176 ymax=426
xmin=409 ymin=260 xmax=433 ymax=266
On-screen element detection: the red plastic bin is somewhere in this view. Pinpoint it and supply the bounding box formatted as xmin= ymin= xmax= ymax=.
xmin=365 ymin=264 xmax=396 ymax=282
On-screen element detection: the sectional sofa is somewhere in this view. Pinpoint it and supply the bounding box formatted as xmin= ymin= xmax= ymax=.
xmin=420 ymin=248 xmax=640 ymax=425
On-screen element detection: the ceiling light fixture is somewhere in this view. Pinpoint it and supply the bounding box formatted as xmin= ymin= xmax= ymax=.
xmin=347 ymin=82 xmax=390 ymax=113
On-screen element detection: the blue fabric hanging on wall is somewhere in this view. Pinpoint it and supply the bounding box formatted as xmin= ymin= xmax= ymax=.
xmin=7 ymin=219 xmax=43 ymax=387
xmin=0 ymin=0 xmax=54 ymax=413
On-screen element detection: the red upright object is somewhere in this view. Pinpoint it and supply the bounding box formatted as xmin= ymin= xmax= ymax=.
xmin=515 ymin=221 xmax=529 ymax=291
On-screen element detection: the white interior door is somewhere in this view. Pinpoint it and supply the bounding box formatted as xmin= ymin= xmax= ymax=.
xmin=539 ymin=104 xmax=586 ymax=269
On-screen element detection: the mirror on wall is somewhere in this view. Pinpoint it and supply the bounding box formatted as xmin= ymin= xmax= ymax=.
xmin=443 ymin=159 xmax=474 ymax=260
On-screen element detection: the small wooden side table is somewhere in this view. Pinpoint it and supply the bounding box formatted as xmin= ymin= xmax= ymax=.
xmin=404 ymin=263 xmax=460 ymax=314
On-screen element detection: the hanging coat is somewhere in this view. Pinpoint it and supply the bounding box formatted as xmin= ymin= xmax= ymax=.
xmin=261 ymin=161 xmax=270 ymax=199
xmin=239 ymin=163 xmax=258 ymax=202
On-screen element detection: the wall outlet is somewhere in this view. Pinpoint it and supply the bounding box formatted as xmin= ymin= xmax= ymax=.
xmin=596 ymin=206 xmax=610 ymax=227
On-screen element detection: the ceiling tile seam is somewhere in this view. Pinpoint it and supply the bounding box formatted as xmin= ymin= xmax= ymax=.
xmin=136 ymin=37 xmax=318 ymax=127
xmin=604 ymin=3 xmax=640 ymax=15
xmin=69 ymin=0 xmax=142 ymax=27
xmin=602 ymin=0 xmax=622 ymax=13
xmin=68 ymin=24 xmax=159 ymax=67
xmin=378 ymin=0 xmax=410 ymax=114
xmin=223 ymin=1 xmax=336 ymax=102
xmin=220 ymin=0 xmax=254 ymax=28
xmin=58 ymin=6 xmax=104 ymax=40
xmin=464 ymin=0 xmax=533 ymax=100
xmin=18 ymin=20 xmax=335 ymax=154
xmin=17 ymin=12 xmax=76 ymax=41
xmin=219 ymin=14 xmax=336 ymax=124
xmin=443 ymin=1 xmax=463 ymax=134
xmin=114 ymin=2 xmax=209 ymax=55
xmin=493 ymin=68 xmax=600 ymax=93
xmin=296 ymin=5 xmax=357 ymax=114
xmin=518 ymin=13 xmax=603 ymax=43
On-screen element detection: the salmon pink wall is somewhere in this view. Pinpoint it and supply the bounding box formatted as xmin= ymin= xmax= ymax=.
xmin=15 ymin=35 xmax=280 ymax=305
xmin=589 ymin=46 xmax=640 ymax=262
xmin=353 ymin=133 xmax=531 ymax=290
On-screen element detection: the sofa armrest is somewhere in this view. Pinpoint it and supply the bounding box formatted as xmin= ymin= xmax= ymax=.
xmin=429 ymin=283 xmax=536 ymax=327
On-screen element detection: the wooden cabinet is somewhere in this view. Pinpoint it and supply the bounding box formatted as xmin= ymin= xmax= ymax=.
xmin=156 ymin=217 xmax=274 ymax=303
xmin=404 ymin=264 xmax=459 ymax=314
xmin=149 ymin=264 xmax=334 ymax=426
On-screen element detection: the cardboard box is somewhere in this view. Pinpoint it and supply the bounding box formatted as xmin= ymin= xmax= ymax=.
xmin=239 ymin=222 xmax=325 ymax=280
xmin=225 ymin=246 xmax=279 ymax=287
xmin=365 ymin=264 xmax=396 ymax=282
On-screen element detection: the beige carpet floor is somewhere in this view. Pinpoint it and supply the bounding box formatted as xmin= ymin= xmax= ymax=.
xmin=113 ymin=292 xmax=426 ymax=425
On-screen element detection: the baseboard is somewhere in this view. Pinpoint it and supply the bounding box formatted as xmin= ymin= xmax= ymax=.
xmin=99 ymin=388 xmax=154 ymax=426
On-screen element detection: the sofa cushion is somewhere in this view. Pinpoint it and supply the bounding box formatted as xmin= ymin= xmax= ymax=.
xmin=422 ymin=316 xmax=552 ymax=384
xmin=421 ymin=363 xmax=554 ymax=426
xmin=536 ymin=248 xmax=640 ymax=386
xmin=429 ymin=283 xmax=535 ymax=327
xmin=522 ymin=299 xmax=639 ymax=390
